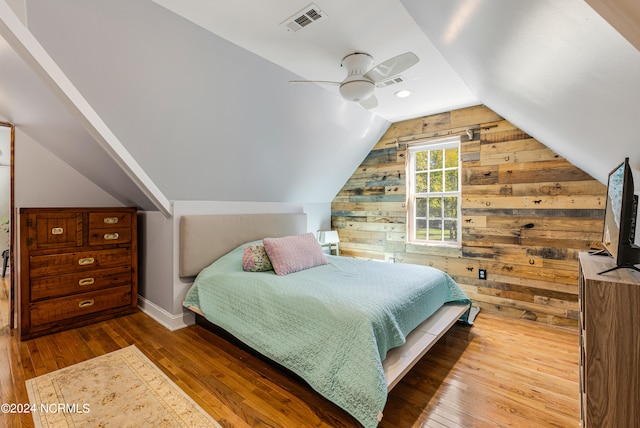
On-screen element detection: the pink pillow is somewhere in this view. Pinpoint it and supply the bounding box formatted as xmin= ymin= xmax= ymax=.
xmin=242 ymin=245 xmax=273 ymax=272
xmin=263 ymin=233 xmax=329 ymax=275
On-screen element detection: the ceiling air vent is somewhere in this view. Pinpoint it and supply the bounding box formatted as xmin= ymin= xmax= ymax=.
xmin=376 ymin=76 xmax=405 ymax=88
xmin=280 ymin=3 xmax=327 ymax=33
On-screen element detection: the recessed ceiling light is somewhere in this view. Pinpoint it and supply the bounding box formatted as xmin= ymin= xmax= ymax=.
xmin=394 ymin=89 xmax=413 ymax=98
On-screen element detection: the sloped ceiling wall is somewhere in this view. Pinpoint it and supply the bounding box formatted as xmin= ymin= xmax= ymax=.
xmin=401 ymin=0 xmax=640 ymax=184
xmin=22 ymin=0 xmax=389 ymax=205
xmin=0 ymin=12 xmax=163 ymax=212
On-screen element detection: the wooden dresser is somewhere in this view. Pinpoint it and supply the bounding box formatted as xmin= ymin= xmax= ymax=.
xmin=578 ymin=252 xmax=640 ymax=427
xmin=19 ymin=207 xmax=138 ymax=340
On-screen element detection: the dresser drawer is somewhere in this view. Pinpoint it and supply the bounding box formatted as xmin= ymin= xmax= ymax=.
xmin=88 ymin=227 xmax=132 ymax=246
xmin=31 ymin=266 xmax=132 ymax=301
xmin=88 ymin=212 xmax=132 ymax=230
xmin=25 ymin=211 xmax=84 ymax=250
xmin=29 ymin=248 xmax=132 ymax=278
xmin=30 ymin=285 xmax=132 ymax=327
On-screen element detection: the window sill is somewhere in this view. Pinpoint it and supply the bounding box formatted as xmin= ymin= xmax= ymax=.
xmin=406 ymin=240 xmax=462 ymax=249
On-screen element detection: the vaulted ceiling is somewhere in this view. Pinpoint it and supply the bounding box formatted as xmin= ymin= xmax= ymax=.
xmin=0 ymin=0 xmax=639 ymax=216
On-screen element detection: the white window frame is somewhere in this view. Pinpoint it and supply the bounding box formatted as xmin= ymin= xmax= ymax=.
xmin=406 ymin=136 xmax=462 ymax=247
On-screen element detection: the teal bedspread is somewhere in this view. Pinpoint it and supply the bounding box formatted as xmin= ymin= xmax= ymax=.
xmin=184 ymin=242 xmax=470 ymax=428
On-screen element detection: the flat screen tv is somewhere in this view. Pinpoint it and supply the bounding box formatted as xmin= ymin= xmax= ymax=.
xmin=599 ymin=157 xmax=640 ymax=274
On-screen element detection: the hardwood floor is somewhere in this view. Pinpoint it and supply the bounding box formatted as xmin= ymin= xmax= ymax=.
xmin=0 ymin=282 xmax=580 ymax=427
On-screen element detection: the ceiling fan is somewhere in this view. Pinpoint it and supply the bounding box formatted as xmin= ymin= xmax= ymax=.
xmin=290 ymin=51 xmax=419 ymax=109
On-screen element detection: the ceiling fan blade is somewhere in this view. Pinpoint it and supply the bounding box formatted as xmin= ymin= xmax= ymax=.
xmin=289 ymin=80 xmax=340 ymax=86
xmin=363 ymin=52 xmax=419 ymax=83
xmin=359 ymin=94 xmax=378 ymax=110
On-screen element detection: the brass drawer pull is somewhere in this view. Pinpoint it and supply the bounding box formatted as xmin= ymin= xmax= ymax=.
xmin=51 ymin=227 xmax=64 ymax=235
xmin=103 ymin=217 xmax=119 ymax=224
xmin=104 ymin=233 xmax=119 ymax=240
xmin=78 ymin=257 xmax=95 ymax=266
xmin=78 ymin=299 xmax=95 ymax=308
xmin=78 ymin=278 xmax=95 ymax=286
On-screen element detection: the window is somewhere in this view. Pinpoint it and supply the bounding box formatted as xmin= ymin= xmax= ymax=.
xmin=407 ymin=136 xmax=461 ymax=245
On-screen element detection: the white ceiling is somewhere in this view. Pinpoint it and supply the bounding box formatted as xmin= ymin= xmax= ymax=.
xmin=404 ymin=0 xmax=640 ymax=184
xmin=152 ymin=0 xmax=478 ymax=122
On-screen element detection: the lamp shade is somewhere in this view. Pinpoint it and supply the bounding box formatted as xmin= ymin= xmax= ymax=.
xmin=318 ymin=230 xmax=340 ymax=244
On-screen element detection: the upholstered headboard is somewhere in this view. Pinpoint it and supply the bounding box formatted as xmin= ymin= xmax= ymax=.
xmin=179 ymin=213 xmax=307 ymax=277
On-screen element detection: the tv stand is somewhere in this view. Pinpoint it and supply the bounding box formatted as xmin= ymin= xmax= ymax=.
xmin=579 ymin=252 xmax=640 ymax=427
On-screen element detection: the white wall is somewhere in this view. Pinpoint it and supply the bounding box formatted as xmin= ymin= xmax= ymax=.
xmin=303 ymin=202 xmax=333 ymax=235
xmin=0 ymin=126 xmax=10 ymax=250
xmin=14 ymin=127 xmax=122 ymax=208
xmin=137 ymin=210 xmax=176 ymax=328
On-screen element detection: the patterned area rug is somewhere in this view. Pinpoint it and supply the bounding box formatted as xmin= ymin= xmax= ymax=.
xmin=26 ymin=345 xmax=221 ymax=427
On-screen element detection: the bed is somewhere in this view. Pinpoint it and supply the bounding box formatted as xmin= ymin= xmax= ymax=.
xmin=180 ymin=213 xmax=472 ymax=428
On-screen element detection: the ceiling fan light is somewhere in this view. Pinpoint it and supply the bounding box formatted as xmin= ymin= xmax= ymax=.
xmin=339 ymin=80 xmax=375 ymax=102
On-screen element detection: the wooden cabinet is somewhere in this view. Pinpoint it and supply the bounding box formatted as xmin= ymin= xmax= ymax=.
xmin=19 ymin=208 xmax=138 ymax=339
xmin=578 ymin=252 xmax=640 ymax=427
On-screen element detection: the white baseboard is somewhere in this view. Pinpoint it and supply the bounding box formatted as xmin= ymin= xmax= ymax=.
xmin=137 ymin=295 xmax=195 ymax=331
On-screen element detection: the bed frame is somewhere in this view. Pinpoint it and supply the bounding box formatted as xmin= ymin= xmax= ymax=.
xmin=179 ymin=213 xmax=470 ymax=391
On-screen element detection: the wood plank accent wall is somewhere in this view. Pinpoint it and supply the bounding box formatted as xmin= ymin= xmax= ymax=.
xmin=331 ymin=105 xmax=606 ymax=328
